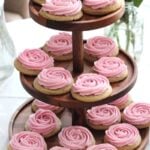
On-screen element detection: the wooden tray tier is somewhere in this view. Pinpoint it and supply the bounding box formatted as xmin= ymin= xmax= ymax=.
xmin=20 ymin=50 xmax=137 ymax=109
xmin=9 ymin=99 xmax=149 ymax=150
xmin=29 ymin=0 xmax=125 ymax=31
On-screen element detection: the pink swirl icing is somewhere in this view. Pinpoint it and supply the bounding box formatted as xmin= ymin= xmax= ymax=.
xmin=84 ymin=36 xmax=117 ymax=58
xmin=93 ymin=57 xmax=127 ymax=78
xmin=41 ymin=0 xmax=82 ymax=16
xmin=33 ymin=99 xmax=63 ymax=113
xmin=50 ymin=146 xmax=70 ymax=150
xmin=9 ymin=131 xmax=47 ymax=150
xmin=105 ymin=123 xmax=141 ymax=147
xmin=110 ymin=93 xmax=129 ymax=107
xmin=72 ymin=73 xmax=111 ymax=96
xmin=87 ymin=143 xmax=117 ymax=150
xmin=18 ymin=48 xmax=54 ymax=70
xmin=58 ymin=126 xmax=95 ymax=150
xmin=86 ymin=104 xmax=121 ymax=126
xmin=123 ymin=103 xmax=150 ymax=125
xmin=26 ymin=109 xmax=60 ymax=136
xmin=83 ymin=0 xmax=116 ymax=9
xmin=45 ymin=32 xmax=72 ymax=56
xmin=37 ymin=67 xmax=73 ymax=89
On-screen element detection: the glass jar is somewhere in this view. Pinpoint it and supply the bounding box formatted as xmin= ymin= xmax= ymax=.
xmin=105 ymin=1 xmax=144 ymax=61
xmin=0 ymin=0 xmax=16 ymax=81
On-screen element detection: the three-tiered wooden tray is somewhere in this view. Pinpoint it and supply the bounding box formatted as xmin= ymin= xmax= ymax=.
xmin=9 ymin=0 xmax=149 ymax=149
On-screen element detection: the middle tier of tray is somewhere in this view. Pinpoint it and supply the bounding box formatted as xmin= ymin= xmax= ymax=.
xmin=20 ymin=49 xmax=137 ymax=109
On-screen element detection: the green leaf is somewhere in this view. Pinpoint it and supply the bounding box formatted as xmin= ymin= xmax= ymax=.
xmin=133 ymin=0 xmax=143 ymax=7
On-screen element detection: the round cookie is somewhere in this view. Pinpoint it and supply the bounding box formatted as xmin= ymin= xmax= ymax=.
xmin=104 ymin=123 xmax=141 ymax=150
xmin=8 ymin=131 xmax=47 ymax=150
xmin=83 ymin=0 xmax=124 ymax=16
xmin=39 ymin=0 xmax=83 ymax=21
xmin=43 ymin=32 xmax=72 ymax=61
xmin=93 ymin=57 xmax=128 ymax=82
xmin=33 ymin=67 xmax=74 ymax=95
xmin=86 ymin=104 xmax=121 ymax=130
xmin=109 ymin=93 xmax=133 ymax=110
xmin=87 ymin=143 xmax=117 ymax=150
xmin=32 ymin=99 xmax=64 ymax=114
xmin=25 ymin=109 xmax=62 ymax=138
xmin=84 ymin=36 xmax=119 ymax=63
xmin=33 ymin=0 xmax=45 ymax=5
xmin=71 ymin=73 xmax=112 ymax=102
xmin=14 ymin=48 xmax=54 ymax=76
xmin=58 ymin=126 xmax=95 ymax=149
xmin=122 ymin=102 xmax=150 ymax=129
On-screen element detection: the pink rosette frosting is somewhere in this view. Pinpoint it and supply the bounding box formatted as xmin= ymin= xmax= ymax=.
xmin=41 ymin=0 xmax=82 ymax=16
xmin=58 ymin=126 xmax=95 ymax=149
xmin=72 ymin=73 xmax=111 ymax=96
xmin=9 ymin=131 xmax=47 ymax=150
xmin=86 ymin=104 xmax=121 ymax=126
xmin=18 ymin=48 xmax=54 ymax=70
xmin=84 ymin=36 xmax=117 ymax=58
xmin=50 ymin=146 xmax=70 ymax=150
xmin=110 ymin=93 xmax=129 ymax=107
xmin=46 ymin=32 xmax=72 ymax=56
xmin=26 ymin=109 xmax=60 ymax=136
xmin=33 ymin=99 xmax=63 ymax=113
xmin=83 ymin=0 xmax=116 ymax=9
xmin=87 ymin=143 xmax=117 ymax=150
xmin=37 ymin=67 xmax=73 ymax=89
xmin=105 ymin=123 xmax=141 ymax=147
xmin=93 ymin=57 xmax=127 ymax=78
xmin=123 ymin=103 xmax=150 ymax=125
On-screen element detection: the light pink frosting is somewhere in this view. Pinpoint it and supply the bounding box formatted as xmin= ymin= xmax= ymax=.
xmin=87 ymin=143 xmax=117 ymax=150
xmin=83 ymin=0 xmax=116 ymax=9
xmin=33 ymin=99 xmax=63 ymax=113
xmin=72 ymin=73 xmax=111 ymax=96
xmin=93 ymin=57 xmax=127 ymax=78
xmin=18 ymin=48 xmax=54 ymax=70
xmin=58 ymin=126 xmax=95 ymax=150
xmin=86 ymin=104 xmax=121 ymax=126
xmin=105 ymin=123 xmax=141 ymax=147
xmin=9 ymin=131 xmax=47 ymax=150
xmin=123 ymin=103 xmax=150 ymax=125
xmin=110 ymin=93 xmax=129 ymax=107
xmin=45 ymin=32 xmax=72 ymax=56
xmin=37 ymin=67 xmax=73 ymax=89
xmin=26 ymin=109 xmax=60 ymax=136
xmin=84 ymin=36 xmax=117 ymax=58
xmin=41 ymin=0 xmax=82 ymax=16
xmin=49 ymin=146 xmax=70 ymax=150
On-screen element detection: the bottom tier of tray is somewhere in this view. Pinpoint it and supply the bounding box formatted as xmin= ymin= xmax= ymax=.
xmin=9 ymin=99 xmax=149 ymax=150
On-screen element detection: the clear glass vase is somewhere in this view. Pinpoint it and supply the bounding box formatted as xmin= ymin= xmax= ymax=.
xmin=105 ymin=1 xmax=144 ymax=61
xmin=0 ymin=0 xmax=16 ymax=81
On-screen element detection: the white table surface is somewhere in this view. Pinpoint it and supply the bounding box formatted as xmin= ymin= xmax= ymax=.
xmin=0 ymin=1 xmax=150 ymax=149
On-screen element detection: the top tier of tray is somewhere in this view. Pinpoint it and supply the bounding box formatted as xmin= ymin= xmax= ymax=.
xmin=29 ymin=0 xmax=125 ymax=31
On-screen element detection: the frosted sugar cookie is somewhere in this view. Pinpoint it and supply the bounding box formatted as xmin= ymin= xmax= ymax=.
xmin=25 ymin=109 xmax=61 ymax=138
xmin=83 ymin=0 xmax=124 ymax=16
xmin=104 ymin=123 xmax=141 ymax=150
xmin=39 ymin=0 xmax=83 ymax=21
xmin=8 ymin=131 xmax=47 ymax=150
xmin=71 ymin=73 xmax=112 ymax=102
xmin=32 ymin=99 xmax=64 ymax=114
xmin=33 ymin=0 xmax=45 ymax=5
xmin=84 ymin=36 xmax=119 ymax=63
xmin=58 ymin=126 xmax=95 ymax=149
xmin=122 ymin=102 xmax=150 ymax=128
xmin=86 ymin=104 xmax=121 ymax=130
xmin=93 ymin=57 xmax=128 ymax=82
xmin=33 ymin=67 xmax=73 ymax=95
xmin=14 ymin=48 xmax=54 ymax=76
xmin=43 ymin=32 xmax=72 ymax=61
